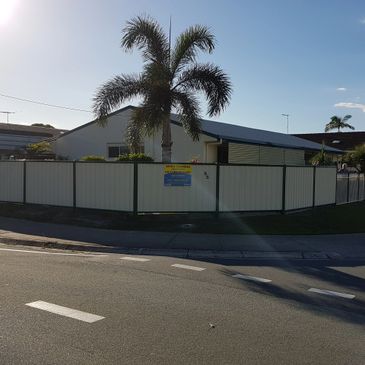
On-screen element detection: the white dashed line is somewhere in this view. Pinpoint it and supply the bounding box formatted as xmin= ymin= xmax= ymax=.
xmin=120 ymin=256 xmax=151 ymax=262
xmin=232 ymin=274 xmax=272 ymax=283
xmin=171 ymin=263 xmax=206 ymax=271
xmin=308 ymin=288 xmax=355 ymax=299
xmin=0 ymin=247 xmax=104 ymax=257
xmin=25 ymin=301 xmax=105 ymax=323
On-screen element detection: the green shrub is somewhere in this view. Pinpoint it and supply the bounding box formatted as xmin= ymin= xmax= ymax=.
xmin=116 ymin=153 xmax=154 ymax=162
xmin=344 ymin=144 xmax=365 ymax=172
xmin=31 ymin=123 xmax=55 ymax=129
xmin=310 ymin=150 xmax=334 ymax=166
xmin=26 ymin=141 xmax=52 ymax=154
xmin=79 ymin=155 xmax=105 ymax=161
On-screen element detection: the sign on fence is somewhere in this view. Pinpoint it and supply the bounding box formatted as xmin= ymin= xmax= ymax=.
xmin=164 ymin=164 xmax=192 ymax=186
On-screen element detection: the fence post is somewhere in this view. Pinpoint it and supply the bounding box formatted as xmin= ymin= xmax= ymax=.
xmin=357 ymin=172 xmax=360 ymax=202
xmin=215 ymin=163 xmax=220 ymax=217
xmin=346 ymin=171 xmax=350 ymax=203
xmin=133 ymin=162 xmax=138 ymax=216
xmin=281 ymin=165 xmax=287 ymax=213
xmin=23 ymin=161 xmax=27 ymax=204
xmin=312 ymin=166 xmax=316 ymax=208
xmin=335 ymin=170 xmax=338 ymax=205
xmin=73 ymin=161 xmax=77 ymax=209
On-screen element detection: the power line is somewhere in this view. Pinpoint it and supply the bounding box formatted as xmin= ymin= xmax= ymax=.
xmin=0 ymin=92 xmax=92 ymax=113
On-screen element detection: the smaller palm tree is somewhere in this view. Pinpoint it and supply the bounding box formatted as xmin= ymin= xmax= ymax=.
xmin=325 ymin=115 xmax=354 ymax=132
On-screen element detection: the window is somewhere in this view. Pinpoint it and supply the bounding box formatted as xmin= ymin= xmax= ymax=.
xmin=108 ymin=146 xmax=120 ymax=158
xmin=107 ymin=144 xmax=130 ymax=158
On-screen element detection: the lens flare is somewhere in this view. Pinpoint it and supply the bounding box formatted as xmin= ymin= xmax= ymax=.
xmin=0 ymin=0 xmax=18 ymax=26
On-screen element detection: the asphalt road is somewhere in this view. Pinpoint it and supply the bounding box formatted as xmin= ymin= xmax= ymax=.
xmin=0 ymin=244 xmax=364 ymax=365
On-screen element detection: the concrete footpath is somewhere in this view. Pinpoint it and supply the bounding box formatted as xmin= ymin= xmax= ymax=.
xmin=0 ymin=216 xmax=364 ymax=260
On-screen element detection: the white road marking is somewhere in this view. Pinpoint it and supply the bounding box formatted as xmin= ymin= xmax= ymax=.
xmin=171 ymin=263 xmax=206 ymax=271
xmin=25 ymin=301 xmax=105 ymax=323
xmin=0 ymin=247 xmax=104 ymax=257
xmin=121 ymin=256 xmax=151 ymax=262
xmin=232 ymin=274 xmax=272 ymax=283
xmin=308 ymin=288 xmax=355 ymax=299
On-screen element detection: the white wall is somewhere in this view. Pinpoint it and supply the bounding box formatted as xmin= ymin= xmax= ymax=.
xmin=53 ymin=108 xmax=133 ymax=160
xmin=53 ymin=108 xmax=216 ymax=162
xmin=144 ymin=123 xmax=216 ymax=162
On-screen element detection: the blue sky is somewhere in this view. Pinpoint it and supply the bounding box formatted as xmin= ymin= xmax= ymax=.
xmin=1 ymin=0 xmax=365 ymax=133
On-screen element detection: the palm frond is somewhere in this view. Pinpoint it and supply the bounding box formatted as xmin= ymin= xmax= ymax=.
xmin=330 ymin=116 xmax=341 ymax=123
xmin=92 ymin=74 xmax=145 ymax=124
xmin=324 ymin=123 xmax=333 ymax=132
xmin=172 ymin=91 xmax=201 ymax=140
xmin=343 ymin=122 xmax=355 ymax=130
xmin=121 ymin=15 xmax=169 ymax=64
xmin=171 ymin=25 xmax=215 ymax=75
xmin=342 ymin=114 xmax=352 ymax=122
xmin=132 ymin=104 xmax=166 ymax=136
xmin=125 ymin=120 xmax=143 ymax=153
xmin=325 ymin=115 xmax=355 ymax=132
xmin=174 ymin=63 xmax=232 ymax=116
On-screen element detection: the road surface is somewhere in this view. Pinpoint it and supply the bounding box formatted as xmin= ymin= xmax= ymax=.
xmin=0 ymin=244 xmax=364 ymax=364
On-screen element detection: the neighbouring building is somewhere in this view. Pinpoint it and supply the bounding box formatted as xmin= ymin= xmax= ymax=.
xmin=294 ymin=131 xmax=365 ymax=153
xmin=52 ymin=105 xmax=341 ymax=164
xmin=0 ymin=122 xmax=65 ymax=159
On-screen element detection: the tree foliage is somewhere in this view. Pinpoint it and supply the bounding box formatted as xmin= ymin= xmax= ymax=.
xmin=80 ymin=155 xmax=106 ymax=161
xmin=26 ymin=141 xmax=52 ymax=154
xmin=343 ymin=144 xmax=365 ymax=172
xmin=310 ymin=148 xmax=334 ymax=166
xmin=93 ymin=15 xmax=232 ymax=162
xmin=324 ymin=115 xmax=354 ymax=132
xmin=31 ymin=123 xmax=55 ymax=129
xmin=117 ymin=153 xmax=153 ymax=162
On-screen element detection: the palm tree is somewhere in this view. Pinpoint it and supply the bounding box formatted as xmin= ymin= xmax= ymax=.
xmin=93 ymin=16 xmax=232 ymax=162
xmin=324 ymin=115 xmax=354 ymax=132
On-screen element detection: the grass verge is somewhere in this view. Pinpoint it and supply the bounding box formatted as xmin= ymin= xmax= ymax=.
xmin=0 ymin=202 xmax=364 ymax=235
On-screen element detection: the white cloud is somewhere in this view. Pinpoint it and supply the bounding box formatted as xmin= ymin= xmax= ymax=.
xmin=334 ymin=102 xmax=365 ymax=112
xmin=361 ymin=18 xmax=365 ymax=24
xmin=336 ymin=87 xmax=347 ymax=91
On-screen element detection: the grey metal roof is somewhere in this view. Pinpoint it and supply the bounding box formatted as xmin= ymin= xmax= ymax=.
xmin=171 ymin=114 xmax=341 ymax=153
xmin=57 ymin=105 xmax=341 ymax=153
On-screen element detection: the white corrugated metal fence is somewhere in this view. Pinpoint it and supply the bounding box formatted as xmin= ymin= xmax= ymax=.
xmin=0 ymin=161 xmax=340 ymax=213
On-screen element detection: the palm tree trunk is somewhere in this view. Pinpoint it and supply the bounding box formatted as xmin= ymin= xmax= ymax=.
xmin=161 ymin=115 xmax=172 ymax=162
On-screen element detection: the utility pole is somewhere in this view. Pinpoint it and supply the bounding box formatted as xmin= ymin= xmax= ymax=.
xmin=281 ymin=113 xmax=289 ymax=134
xmin=0 ymin=111 xmax=15 ymax=123
xmin=168 ymin=15 xmax=172 ymax=66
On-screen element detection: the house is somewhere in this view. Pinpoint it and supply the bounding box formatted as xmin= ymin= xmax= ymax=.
xmin=0 ymin=122 xmax=65 ymax=159
xmin=293 ymin=131 xmax=365 ymax=153
xmin=52 ymin=105 xmax=341 ymax=164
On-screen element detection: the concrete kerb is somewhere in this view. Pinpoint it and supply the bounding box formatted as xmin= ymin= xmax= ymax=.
xmin=0 ymin=236 xmax=348 ymax=261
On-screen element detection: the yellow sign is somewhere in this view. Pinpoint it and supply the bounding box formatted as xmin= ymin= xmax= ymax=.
xmin=164 ymin=164 xmax=192 ymax=174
